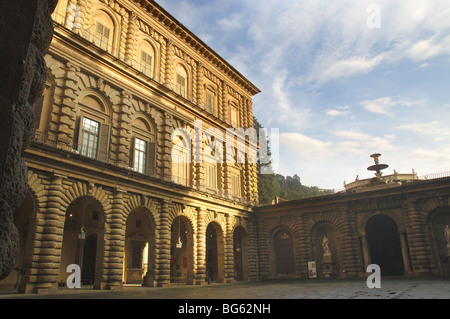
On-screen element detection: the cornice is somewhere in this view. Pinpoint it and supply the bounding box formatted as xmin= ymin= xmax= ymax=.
xmin=127 ymin=0 xmax=261 ymax=96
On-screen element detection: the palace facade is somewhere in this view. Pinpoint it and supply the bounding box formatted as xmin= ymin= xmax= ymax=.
xmin=0 ymin=0 xmax=259 ymax=293
xmin=1 ymin=1 xmax=449 ymax=294
xmin=255 ymin=164 xmax=450 ymax=280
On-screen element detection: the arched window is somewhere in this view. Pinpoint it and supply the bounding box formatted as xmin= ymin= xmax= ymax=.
xmin=229 ymin=101 xmax=239 ymax=127
xmin=171 ymin=133 xmax=191 ymax=186
xmin=33 ymin=71 xmax=55 ymax=140
xmin=225 ymin=146 xmax=243 ymax=197
xmin=93 ymin=10 xmax=114 ymax=53
xmin=205 ymin=85 xmax=217 ymax=116
xmin=76 ymin=93 xmax=111 ymax=162
xmin=273 ymin=228 xmax=295 ymax=275
xmin=138 ymin=41 xmax=155 ymax=78
xmin=229 ymin=168 xmax=242 ymax=197
xmin=175 ymin=64 xmax=187 ymax=98
xmin=130 ymin=117 xmax=156 ymax=176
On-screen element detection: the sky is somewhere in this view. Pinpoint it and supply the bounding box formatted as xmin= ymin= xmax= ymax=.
xmin=156 ymin=0 xmax=450 ymax=190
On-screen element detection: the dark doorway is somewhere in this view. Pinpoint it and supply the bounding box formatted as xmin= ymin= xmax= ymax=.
xmin=273 ymin=229 xmax=295 ymax=275
xmin=206 ymin=224 xmax=218 ymax=282
xmin=81 ymin=234 xmax=97 ymax=285
xmin=366 ymin=214 xmax=404 ymax=275
xmin=233 ymin=226 xmax=248 ymax=281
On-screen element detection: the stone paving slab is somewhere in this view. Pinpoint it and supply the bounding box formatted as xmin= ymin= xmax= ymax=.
xmin=1 ymin=277 xmax=449 ymax=299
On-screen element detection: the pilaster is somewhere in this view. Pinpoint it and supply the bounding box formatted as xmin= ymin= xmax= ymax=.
xmin=103 ymin=188 xmax=126 ymax=290
xmin=124 ymin=12 xmax=137 ymax=65
xmin=155 ymin=199 xmax=171 ymax=287
xmin=339 ymin=210 xmax=362 ymax=277
xmin=404 ymin=202 xmax=435 ymax=275
xmin=159 ymin=112 xmax=173 ymax=182
xmin=164 ymin=40 xmax=174 ymax=88
xmin=195 ymin=207 xmax=207 ymax=285
xmin=224 ymin=213 xmax=235 ymax=283
xmin=32 ymin=174 xmax=65 ymax=294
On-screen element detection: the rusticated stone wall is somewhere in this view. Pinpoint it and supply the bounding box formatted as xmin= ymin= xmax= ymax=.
xmin=0 ymin=0 xmax=57 ymax=281
xmin=255 ymin=178 xmax=450 ymax=279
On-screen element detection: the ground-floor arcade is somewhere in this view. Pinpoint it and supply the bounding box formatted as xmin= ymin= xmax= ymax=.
xmin=0 ymin=168 xmax=257 ymax=293
xmin=2 ymin=173 xmax=450 ymax=293
xmin=255 ymin=178 xmax=450 ymax=280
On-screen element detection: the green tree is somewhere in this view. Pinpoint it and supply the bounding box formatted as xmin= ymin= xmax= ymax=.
xmin=254 ymin=117 xmax=334 ymax=205
xmin=254 ymin=117 xmax=279 ymax=205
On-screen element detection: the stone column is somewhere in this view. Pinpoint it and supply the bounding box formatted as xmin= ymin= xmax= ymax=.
xmin=159 ymin=112 xmax=173 ymax=182
xmin=246 ymin=216 xmax=258 ymax=281
xmin=196 ymin=62 xmax=204 ymax=106
xmin=339 ymin=210 xmax=361 ymax=277
xmin=242 ymin=97 xmax=249 ymax=128
xmin=116 ymin=91 xmax=133 ymax=167
xmin=56 ymin=62 xmax=79 ymax=150
xmin=155 ymin=199 xmax=171 ymax=287
xmin=33 ymin=174 xmax=65 ymax=294
xmin=195 ymin=207 xmax=207 ymax=285
xmin=256 ymin=218 xmax=270 ymax=279
xmin=77 ymin=0 xmax=94 ymax=34
xmin=103 ymin=189 xmax=126 ymax=290
xmin=404 ymin=202 xmax=434 ymax=275
xmin=193 ymin=121 xmax=205 ymax=190
xmin=247 ymin=98 xmax=254 ymax=128
xmin=124 ymin=13 xmax=137 ymax=65
xmin=361 ymin=234 xmax=371 ymax=270
xmin=224 ymin=213 xmax=235 ymax=283
xmin=399 ymin=232 xmax=412 ymax=274
xmin=164 ymin=40 xmax=174 ymax=88
xmin=296 ymin=215 xmax=310 ymax=278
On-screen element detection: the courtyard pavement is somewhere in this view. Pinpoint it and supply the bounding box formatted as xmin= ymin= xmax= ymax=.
xmin=1 ymin=276 xmax=449 ymax=299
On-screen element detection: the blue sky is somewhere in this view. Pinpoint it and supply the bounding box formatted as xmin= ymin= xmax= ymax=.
xmin=156 ymin=0 xmax=450 ymax=190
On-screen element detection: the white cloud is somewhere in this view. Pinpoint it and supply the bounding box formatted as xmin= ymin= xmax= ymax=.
xmin=398 ymin=121 xmax=450 ymax=142
xmin=279 ymin=132 xmax=332 ymax=159
xmin=360 ymin=97 xmax=421 ymax=116
xmin=154 ymin=0 xmax=450 ymax=188
xmin=312 ymin=54 xmax=384 ymax=85
xmin=326 ymin=105 xmax=351 ymax=117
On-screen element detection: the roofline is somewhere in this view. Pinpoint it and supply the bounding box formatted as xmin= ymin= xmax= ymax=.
xmin=133 ymin=0 xmax=261 ymax=96
xmin=256 ymin=176 xmax=450 ymax=212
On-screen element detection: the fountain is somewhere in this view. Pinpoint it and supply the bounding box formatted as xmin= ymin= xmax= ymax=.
xmin=367 ymin=153 xmax=389 ymax=178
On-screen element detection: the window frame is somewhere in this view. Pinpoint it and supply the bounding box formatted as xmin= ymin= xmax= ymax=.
xmin=79 ymin=116 xmax=101 ymax=158
xmin=130 ymin=117 xmax=156 ymax=177
xmin=139 ymin=50 xmax=154 ymax=78
xmin=171 ymin=136 xmax=191 ymax=186
xmin=94 ymin=21 xmax=111 ymax=51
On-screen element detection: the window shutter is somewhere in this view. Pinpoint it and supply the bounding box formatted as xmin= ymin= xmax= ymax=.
xmin=177 ymin=74 xmax=185 ymax=86
xmin=147 ymin=141 xmax=156 ymax=176
xmin=129 ymin=136 xmax=136 ymax=168
xmin=97 ymin=123 xmax=110 ymax=162
xmin=33 ymin=94 xmax=45 ymax=130
xmin=76 ymin=113 xmax=85 ymax=153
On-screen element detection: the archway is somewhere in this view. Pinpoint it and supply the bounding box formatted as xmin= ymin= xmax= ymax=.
xmin=272 ymin=228 xmax=295 ymax=275
xmin=59 ymin=196 xmax=105 ymax=288
xmin=0 ymin=190 xmax=37 ymax=291
xmin=428 ymin=207 xmax=450 ymax=275
xmin=233 ymin=226 xmax=248 ymax=281
xmin=366 ymin=214 xmax=404 ymax=275
xmin=123 ymin=208 xmax=155 ymax=286
xmin=170 ymin=216 xmax=194 ymax=284
xmin=206 ymin=222 xmax=225 ymax=282
xmin=311 ymin=223 xmax=340 ymax=278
